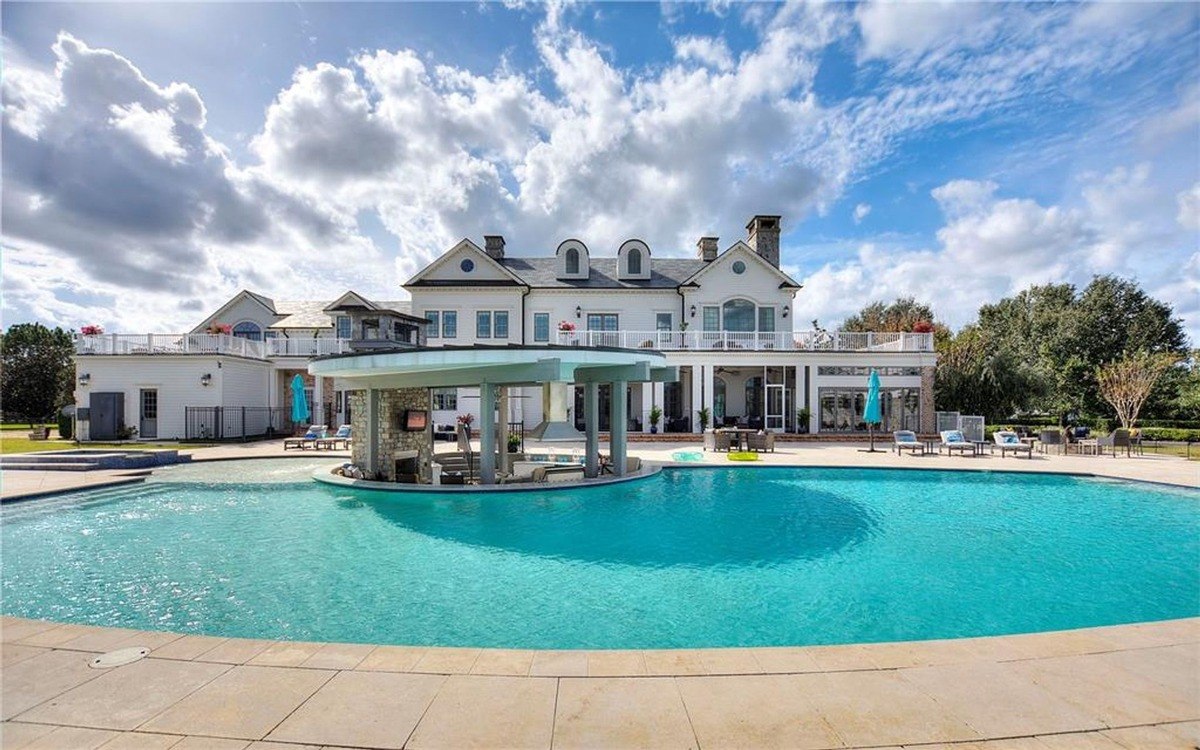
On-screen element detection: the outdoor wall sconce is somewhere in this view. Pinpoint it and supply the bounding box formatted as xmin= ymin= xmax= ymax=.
xmin=78 ymin=373 xmax=91 ymax=386
xmin=783 ymin=305 xmax=790 ymax=318
xmin=690 ymin=305 xmax=696 ymax=318
xmin=575 ymin=305 xmax=582 ymax=319
xmin=200 ymin=373 xmax=213 ymax=387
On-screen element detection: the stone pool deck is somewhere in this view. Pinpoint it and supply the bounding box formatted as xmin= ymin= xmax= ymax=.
xmin=1 ymin=616 xmax=1197 ymax=749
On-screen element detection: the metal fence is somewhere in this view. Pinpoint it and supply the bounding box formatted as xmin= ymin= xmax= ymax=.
xmin=185 ymin=407 xmax=293 ymax=440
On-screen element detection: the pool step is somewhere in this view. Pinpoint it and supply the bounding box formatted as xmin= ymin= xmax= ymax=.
xmin=1 ymin=461 xmax=99 ymax=472
xmin=0 ymin=450 xmax=192 ymax=471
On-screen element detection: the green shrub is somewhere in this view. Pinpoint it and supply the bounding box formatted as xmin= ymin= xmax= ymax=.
xmin=1139 ymin=427 xmax=1200 ymax=442
xmin=56 ymin=412 xmax=72 ymax=440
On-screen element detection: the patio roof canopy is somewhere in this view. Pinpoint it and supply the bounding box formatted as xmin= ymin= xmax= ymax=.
xmin=309 ymin=345 xmax=675 ymax=389
xmin=309 ymin=345 xmax=677 ymax=485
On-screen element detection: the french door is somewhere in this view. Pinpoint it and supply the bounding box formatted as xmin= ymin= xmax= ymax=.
xmin=765 ymin=383 xmax=787 ymax=432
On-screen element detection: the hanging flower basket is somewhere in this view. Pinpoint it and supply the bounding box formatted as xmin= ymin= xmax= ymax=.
xmin=80 ymin=325 xmax=104 ymax=336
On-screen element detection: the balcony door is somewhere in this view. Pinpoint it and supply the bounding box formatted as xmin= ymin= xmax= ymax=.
xmin=586 ymin=313 xmax=619 ymax=347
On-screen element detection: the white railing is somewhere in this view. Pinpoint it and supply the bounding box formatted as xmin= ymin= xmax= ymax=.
xmin=265 ymin=338 xmax=351 ymax=357
xmin=554 ymin=330 xmax=934 ymax=352
xmin=75 ymin=333 xmax=266 ymax=358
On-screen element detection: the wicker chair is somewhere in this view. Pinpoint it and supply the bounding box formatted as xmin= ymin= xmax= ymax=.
xmin=747 ymin=431 xmax=775 ymax=453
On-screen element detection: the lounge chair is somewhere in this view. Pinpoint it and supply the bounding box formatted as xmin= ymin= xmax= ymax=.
xmin=892 ymin=430 xmax=924 ymax=455
xmin=317 ymin=424 xmax=352 ymax=450
xmin=284 ymin=425 xmax=325 ymax=450
xmin=1096 ymin=429 xmax=1132 ymax=457
xmin=993 ymin=430 xmax=1032 ymax=459
xmin=939 ymin=430 xmax=974 ymax=456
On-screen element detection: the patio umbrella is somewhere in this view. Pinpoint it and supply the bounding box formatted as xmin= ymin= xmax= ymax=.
xmin=859 ymin=369 xmax=884 ymax=453
xmin=290 ymin=374 xmax=310 ymax=427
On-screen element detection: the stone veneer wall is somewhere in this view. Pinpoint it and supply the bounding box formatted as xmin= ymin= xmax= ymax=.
xmin=348 ymin=387 xmax=433 ymax=482
xmin=919 ymin=366 xmax=936 ymax=435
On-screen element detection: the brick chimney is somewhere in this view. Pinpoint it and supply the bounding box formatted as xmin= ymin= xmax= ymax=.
xmin=484 ymin=235 xmax=505 ymax=260
xmin=697 ymin=236 xmax=719 ymax=262
xmin=746 ymin=215 xmax=781 ymax=267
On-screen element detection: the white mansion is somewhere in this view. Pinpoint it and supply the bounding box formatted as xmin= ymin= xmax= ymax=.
xmin=72 ymin=216 xmax=937 ymax=441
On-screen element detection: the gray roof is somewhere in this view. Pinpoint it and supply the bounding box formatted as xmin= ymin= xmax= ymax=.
xmin=499 ymin=257 xmax=706 ymax=289
xmin=269 ymin=299 xmax=413 ymax=329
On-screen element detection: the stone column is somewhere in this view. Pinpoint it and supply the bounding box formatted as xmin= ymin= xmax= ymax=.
xmin=920 ymin=366 xmax=936 ymax=435
xmin=610 ymin=380 xmax=628 ymax=476
xmin=479 ymin=382 xmax=496 ymax=484
xmin=366 ymin=388 xmax=380 ymax=476
xmin=584 ymin=382 xmax=600 ymax=478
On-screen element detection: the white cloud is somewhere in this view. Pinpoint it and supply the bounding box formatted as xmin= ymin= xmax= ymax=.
xmin=1177 ymin=183 xmax=1200 ymax=231
xmin=853 ymin=203 xmax=871 ymax=223
xmin=673 ymin=36 xmax=735 ymax=71
xmin=855 ymin=1 xmax=995 ymax=62
xmin=108 ymin=102 xmax=187 ymax=162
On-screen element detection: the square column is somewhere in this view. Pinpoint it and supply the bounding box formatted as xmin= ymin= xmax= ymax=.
xmin=689 ymin=365 xmax=704 ymax=433
xmin=610 ymin=380 xmax=628 ymax=476
xmin=498 ymin=387 xmax=511 ymax=476
xmin=366 ymin=388 xmax=379 ymax=477
xmin=702 ymin=364 xmax=715 ymax=426
xmin=584 ymin=382 xmax=600 ymax=478
xmin=314 ymin=376 xmax=325 ymax=428
xmin=479 ymin=382 xmax=496 ymax=485
xmin=807 ymin=365 xmax=820 ymax=433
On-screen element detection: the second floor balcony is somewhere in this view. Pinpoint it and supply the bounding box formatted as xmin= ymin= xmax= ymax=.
xmin=75 ymin=333 xmax=353 ymax=359
xmin=556 ymin=330 xmax=934 ymax=352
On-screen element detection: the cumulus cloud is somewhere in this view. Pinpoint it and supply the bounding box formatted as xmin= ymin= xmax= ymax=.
xmin=853 ymin=203 xmax=871 ymax=223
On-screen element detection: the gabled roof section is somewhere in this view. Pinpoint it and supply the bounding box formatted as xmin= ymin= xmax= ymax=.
xmin=323 ymin=290 xmax=378 ymax=312
xmin=403 ymin=238 xmax=527 ymax=288
xmin=678 ymin=241 xmax=802 ymax=289
xmin=190 ymin=289 xmax=277 ymax=333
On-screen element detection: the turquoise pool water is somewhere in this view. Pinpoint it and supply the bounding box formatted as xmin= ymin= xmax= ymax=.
xmin=2 ymin=460 xmax=1197 ymax=648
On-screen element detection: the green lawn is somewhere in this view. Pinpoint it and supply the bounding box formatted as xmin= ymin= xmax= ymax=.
xmin=0 ymin=437 xmax=215 ymax=455
xmin=0 ymin=423 xmax=54 ymax=431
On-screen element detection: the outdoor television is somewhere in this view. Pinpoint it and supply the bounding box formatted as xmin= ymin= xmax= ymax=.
xmin=401 ymin=409 xmax=428 ymax=432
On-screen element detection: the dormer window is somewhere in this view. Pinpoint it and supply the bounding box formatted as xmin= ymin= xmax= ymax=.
xmin=627 ymin=248 xmax=642 ymax=275
xmin=556 ymin=239 xmax=589 ymax=279
xmin=616 ymin=239 xmax=651 ymax=280
xmin=565 ymin=247 xmax=579 ymax=275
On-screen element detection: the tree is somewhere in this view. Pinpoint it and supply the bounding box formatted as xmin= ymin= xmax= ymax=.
xmin=1096 ymin=352 xmax=1179 ymax=429
xmin=934 ymin=326 xmax=1044 ymax=421
xmin=0 ymin=324 xmax=76 ymax=426
xmin=842 ymin=298 xmax=937 ymax=333
xmin=975 ymin=276 xmax=1188 ymax=422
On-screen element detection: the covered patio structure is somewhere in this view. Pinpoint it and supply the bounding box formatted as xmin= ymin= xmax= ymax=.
xmin=309 ymin=345 xmax=676 ymax=485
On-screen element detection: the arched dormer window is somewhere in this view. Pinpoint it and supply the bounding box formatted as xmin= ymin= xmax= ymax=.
xmin=566 ymin=247 xmax=580 ymax=275
xmin=232 ymin=321 xmax=263 ymax=341
xmin=627 ymin=248 xmax=642 ymax=275
xmin=722 ymin=299 xmax=756 ymax=332
xmin=556 ymin=239 xmax=589 ymax=279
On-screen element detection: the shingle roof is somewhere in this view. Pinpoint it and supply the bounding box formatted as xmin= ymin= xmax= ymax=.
xmin=269 ymin=299 xmax=413 ymax=329
xmin=499 ymin=257 xmax=706 ymax=289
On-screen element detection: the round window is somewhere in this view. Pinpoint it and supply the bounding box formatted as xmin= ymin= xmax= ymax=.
xmin=732 ymin=260 xmax=746 ymax=274
xmin=460 ymin=258 xmax=475 ymax=273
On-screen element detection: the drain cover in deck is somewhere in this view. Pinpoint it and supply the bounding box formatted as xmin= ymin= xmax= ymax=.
xmin=90 ymin=647 xmax=149 ymax=669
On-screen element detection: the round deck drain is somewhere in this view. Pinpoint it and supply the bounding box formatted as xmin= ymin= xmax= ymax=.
xmin=90 ymin=647 xmax=149 ymax=669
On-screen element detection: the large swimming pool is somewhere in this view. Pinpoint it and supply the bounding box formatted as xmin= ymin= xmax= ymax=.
xmin=2 ymin=459 xmax=1197 ymax=648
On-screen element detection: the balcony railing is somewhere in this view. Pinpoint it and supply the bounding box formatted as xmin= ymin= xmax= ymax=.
xmin=75 ymin=334 xmax=353 ymax=359
xmin=555 ymin=330 xmax=934 ymax=352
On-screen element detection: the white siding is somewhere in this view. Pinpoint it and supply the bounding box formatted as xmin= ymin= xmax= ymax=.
xmin=411 ymin=288 xmax=525 ymax=345
xmin=221 ymin=359 xmax=272 ymax=408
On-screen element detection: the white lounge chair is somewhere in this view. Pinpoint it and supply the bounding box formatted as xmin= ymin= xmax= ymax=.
xmin=317 ymin=424 xmax=352 ymax=450
xmin=993 ymin=430 xmax=1032 ymax=459
xmin=892 ymin=430 xmax=924 ymax=455
xmin=939 ymin=430 xmax=975 ymax=456
xmin=284 ymin=425 xmax=326 ymax=450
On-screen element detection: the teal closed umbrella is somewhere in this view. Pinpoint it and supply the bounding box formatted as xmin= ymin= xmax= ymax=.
xmin=291 ymin=374 xmax=310 ymax=427
xmin=860 ymin=369 xmax=884 ymax=453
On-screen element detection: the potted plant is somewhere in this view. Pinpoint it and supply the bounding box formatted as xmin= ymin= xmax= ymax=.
xmin=80 ymin=324 xmax=104 ymax=336
xmin=507 ymin=432 xmax=522 ymax=453
xmin=697 ymin=406 xmax=710 ymax=432
xmin=649 ymin=405 xmax=662 ymax=434
xmin=796 ymin=407 xmax=811 ymax=434
xmin=678 ymin=321 xmax=689 ymax=348
xmin=557 ymin=320 xmax=577 ymax=345
xmin=456 ymin=413 xmax=474 ymax=432
xmin=206 ymin=323 xmax=232 ymax=335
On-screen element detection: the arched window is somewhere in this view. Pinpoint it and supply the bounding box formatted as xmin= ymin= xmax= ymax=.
xmin=232 ymin=321 xmax=262 ymax=341
xmin=627 ymin=248 xmax=642 ymax=275
xmin=722 ymin=299 xmax=756 ymax=332
xmin=565 ymin=247 xmax=580 ymax=275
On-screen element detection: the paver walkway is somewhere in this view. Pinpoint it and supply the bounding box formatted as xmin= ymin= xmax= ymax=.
xmin=2 ymin=617 xmax=1197 ymax=749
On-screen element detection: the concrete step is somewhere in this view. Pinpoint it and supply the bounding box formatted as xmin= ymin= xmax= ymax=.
xmin=1 ymin=462 xmax=99 ymax=471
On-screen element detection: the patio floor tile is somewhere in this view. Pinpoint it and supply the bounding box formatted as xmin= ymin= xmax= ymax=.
xmin=696 ymin=648 xmax=762 ymax=675
xmin=17 ymin=657 xmax=229 ymax=730
xmin=355 ymin=645 xmax=425 ymax=672
xmin=2 ymin=643 xmax=49 ymax=668
xmin=1 ymin=619 xmax=60 ymax=644
xmin=406 ymin=675 xmax=556 ymax=749
xmin=98 ymin=732 xmax=186 ymax=749
xmin=140 ymin=665 xmax=334 ymax=740
xmin=805 ymin=669 xmax=981 ymax=746
xmin=747 ymin=647 xmax=821 ymax=674
xmin=1102 ymin=721 xmax=1200 ymax=748
xmin=470 ymin=649 xmax=535 ymax=676
xmin=553 ymin=677 xmax=697 ymax=749
xmin=151 ymin=635 xmax=230 ymax=661
xmin=1 ymin=721 xmax=59 ymax=749
xmin=899 ymin=661 xmax=1105 ymax=737
xmin=641 ymin=649 xmax=706 ymax=676
xmin=586 ymin=650 xmax=647 ymax=676
xmin=676 ymin=674 xmax=842 ymax=750
xmin=20 ymin=726 xmax=119 ymax=749
xmin=529 ymin=650 xmax=587 ymax=676
xmin=247 ymin=642 xmax=325 ymax=668
xmin=299 ymin=643 xmax=374 ymax=671
xmin=1031 ymin=731 xmax=1126 ymax=748
xmin=58 ymin=627 xmax=146 ymax=652
xmin=16 ymin=623 xmax=97 ymax=647
xmin=266 ymin=670 xmax=444 ymax=749
xmin=2 ymin=649 xmax=103 ymax=720
xmin=169 ymin=738 xmax=250 ymax=750
xmin=409 ymin=647 xmax=480 ymax=674
xmin=193 ymin=639 xmax=273 ymax=665
xmin=111 ymin=631 xmax=185 ymax=652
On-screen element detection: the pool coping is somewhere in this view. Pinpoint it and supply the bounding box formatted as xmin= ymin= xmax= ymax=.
xmin=312 ymin=462 xmax=662 ymax=493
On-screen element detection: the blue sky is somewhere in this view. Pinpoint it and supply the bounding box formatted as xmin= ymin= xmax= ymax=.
xmin=3 ymin=1 xmax=1198 ymax=338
